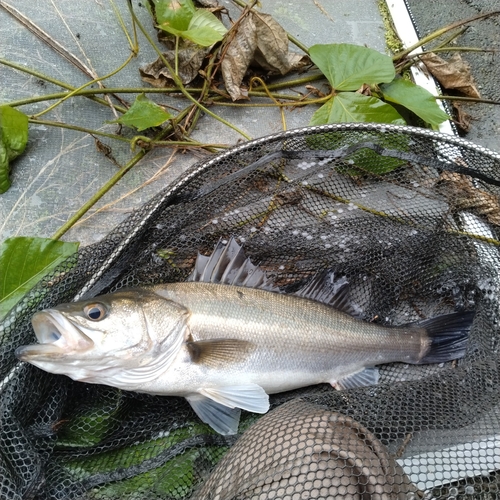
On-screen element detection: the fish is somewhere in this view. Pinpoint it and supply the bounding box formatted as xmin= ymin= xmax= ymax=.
xmin=16 ymin=237 xmax=474 ymax=435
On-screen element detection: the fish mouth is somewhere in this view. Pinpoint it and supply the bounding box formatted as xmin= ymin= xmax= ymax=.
xmin=16 ymin=310 xmax=94 ymax=360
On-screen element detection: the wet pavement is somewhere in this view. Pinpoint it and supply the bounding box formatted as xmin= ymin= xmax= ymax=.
xmin=406 ymin=0 xmax=500 ymax=152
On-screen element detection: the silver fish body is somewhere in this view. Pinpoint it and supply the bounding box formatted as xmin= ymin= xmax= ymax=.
xmin=16 ymin=238 xmax=473 ymax=434
xmin=149 ymin=281 xmax=425 ymax=396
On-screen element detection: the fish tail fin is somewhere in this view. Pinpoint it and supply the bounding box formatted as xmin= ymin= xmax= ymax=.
xmin=417 ymin=310 xmax=474 ymax=364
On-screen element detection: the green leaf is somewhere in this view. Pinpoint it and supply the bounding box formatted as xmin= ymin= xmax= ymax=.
xmin=380 ymin=78 xmax=449 ymax=126
xmin=0 ymin=237 xmax=79 ymax=319
xmin=306 ymin=130 xmax=408 ymax=177
xmin=154 ymin=0 xmax=195 ymax=32
xmin=109 ymin=94 xmax=172 ymax=131
xmin=0 ymin=105 xmax=29 ymax=194
xmin=309 ymin=43 xmax=395 ymax=91
xmin=309 ymin=92 xmax=405 ymax=125
xmin=181 ymin=10 xmax=227 ymax=46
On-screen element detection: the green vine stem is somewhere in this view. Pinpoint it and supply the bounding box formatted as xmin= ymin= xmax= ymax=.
xmin=4 ymin=85 xmax=323 ymax=109
xmin=51 ymin=147 xmax=148 ymax=240
xmin=32 ymin=53 xmax=136 ymax=118
xmin=28 ymin=118 xmax=132 ymax=143
xmin=391 ymin=10 xmax=500 ymax=63
xmin=435 ymin=95 xmax=500 ymax=105
xmin=0 ymin=58 xmax=127 ymax=112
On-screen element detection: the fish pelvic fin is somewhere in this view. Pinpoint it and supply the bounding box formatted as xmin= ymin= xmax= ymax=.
xmin=199 ymin=384 xmax=269 ymax=414
xmin=186 ymin=395 xmax=241 ymax=435
xmin=187 ymin=237 xmax=278 ymax=291
xmin=186 ymin=384 xmax=269 ymax=435
xmin=186 ymin=339 xmax=255 ymax=369
xmin=331 ymin=367 xmax=379 ymax=391
xmin=415 ymin=310 xmax=474 ymax=364
xmin=294 ymin=271 xmax=363 ymax=318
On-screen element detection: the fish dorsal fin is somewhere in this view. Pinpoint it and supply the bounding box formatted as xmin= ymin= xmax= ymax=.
xmin=332 ymin=367 xmax=379 ymax=391
xmin=186 ymin=395 xmax=241 ymax=435
xmin=295 ymin=271 xmax=362 ymax=318
xmin=187 ymin=237 xmax=278 ymax=291
xmin=186 ymin=339 xmax=255 ymax=368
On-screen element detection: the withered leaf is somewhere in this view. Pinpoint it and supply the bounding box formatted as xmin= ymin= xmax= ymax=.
xmin=421 ymin=52 xmax=481 ymax=98
xmin=252 ymin=12 xmax=291 ymax=75
xmin=140 ymin=44 xmax=210 ymax=86
xmin=437 ymin=171 xmax=500 ymax=226
xmin=221 ymin=15 xmax=257 ymax=100
xmin=221 ymin=10 xmax=308 ymax=101
xmin=452 ymin=101 xmax=473 ymax=132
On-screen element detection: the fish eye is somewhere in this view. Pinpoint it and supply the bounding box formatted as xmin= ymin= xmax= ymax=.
xmin=83 ymin=303 xmax=107 ymax=321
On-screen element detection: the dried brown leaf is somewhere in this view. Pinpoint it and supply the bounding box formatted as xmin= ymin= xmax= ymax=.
xmin=252 ymin=12 xmax=291 ymax=75
xmin=221 ymin=15 xmax=258 ymax=100
xmin=437 ymin=171 xmax=500 ymax=225
xmin=452 ymin=101 xmax=474 ymax=132
xmin=140 ymin=44 xmax=210 ymax=86
xmin=421 ymin=52 xmax=481 ymax=98
xmin=287 ymin=52 xmax=311 ymax=72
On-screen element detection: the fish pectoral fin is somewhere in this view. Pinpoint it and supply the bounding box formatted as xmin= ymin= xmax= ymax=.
xmin=199 ymin=384 xmax=270 ymax=414
xmin=331 ymin=367 xmax=379 ymax=391
xmin=186 ymin=339 xmax=255 ymax=368
xmin=186 ymin=395 xmax=241 ymax=435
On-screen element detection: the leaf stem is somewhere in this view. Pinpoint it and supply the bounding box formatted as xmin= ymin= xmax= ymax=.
xmin=32 ymin=53 xmax=136 ymax=118
xmin=0 ymin=58 xmax=127 ymax=112
xmin=435 ymin=95 xmax=500 ymax=105
xmin=27 ymin=118 xmax=132 ymax=142
xmin=175 ymin=35 xmax=180 ymax=76
xmin=392 ymin=10 xmax=500 ymax=63
xmin=51 ymin=148 xmax=148 ymax=240
xmin=131 ymin=5 xmax=252 ymax=140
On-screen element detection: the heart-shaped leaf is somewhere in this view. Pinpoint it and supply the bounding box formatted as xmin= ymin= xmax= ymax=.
xmin=309 ymin=43 xmax=395 ymax=91
xmin=0 ymin=237 xmax=79 ymax=319
xmin=0 ymin=105 xmax=29 ymax=194
xmin=154 ymin=0 xmax=195 ymax=32
xmin=181 ymin=9 xmax=227 ymax=46
xmin=309 ymin=92 xmax=405 ymax=125
xmin=380 ymin=78 xmax=449 ymax=126
xmin=109 ymin=94 xmax=172 ymax=131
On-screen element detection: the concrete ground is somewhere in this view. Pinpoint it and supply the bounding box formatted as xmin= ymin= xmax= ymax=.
xmin=406 ymin=0 xmax=500 ymax=153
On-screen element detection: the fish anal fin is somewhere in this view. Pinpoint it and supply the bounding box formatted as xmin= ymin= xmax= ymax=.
xmin=332 ymin=367 xmax=379 ymax=391
xmin=200 ymin=384 xmax=269 ymax=414
xmin=187 ymin=339 xmax=255 ymax=368
xmin=186 ymin=395 xmax=241 ymax=435
xmin=295 ymin=271 xmax=363 ymax=317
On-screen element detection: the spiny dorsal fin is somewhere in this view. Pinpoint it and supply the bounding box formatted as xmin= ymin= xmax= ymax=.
xmin=187 ymin=237 xmax=278 ymax=291
xmin=186 ymin=338 xmax=255 ymax=368
xmin=294 ymin=271 xmax=363 ymax=318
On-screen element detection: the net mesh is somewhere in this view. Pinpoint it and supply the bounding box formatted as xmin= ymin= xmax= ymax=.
xmin=2 ymin=123 xmax=500 ymax=499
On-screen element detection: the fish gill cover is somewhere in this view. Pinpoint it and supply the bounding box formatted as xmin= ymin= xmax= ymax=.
xmin=1 ymin=123 xmax=500 ymax=499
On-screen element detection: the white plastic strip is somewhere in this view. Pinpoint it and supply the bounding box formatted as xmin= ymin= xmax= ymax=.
xmin=399 ymin=436 xmax=500 ymax=491
xmin=384 ymin=0 xmax=454 ymax=135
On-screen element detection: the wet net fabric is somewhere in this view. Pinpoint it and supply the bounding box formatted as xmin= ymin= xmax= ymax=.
xmin=1 ymin=123 xmax=500 ymax=499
